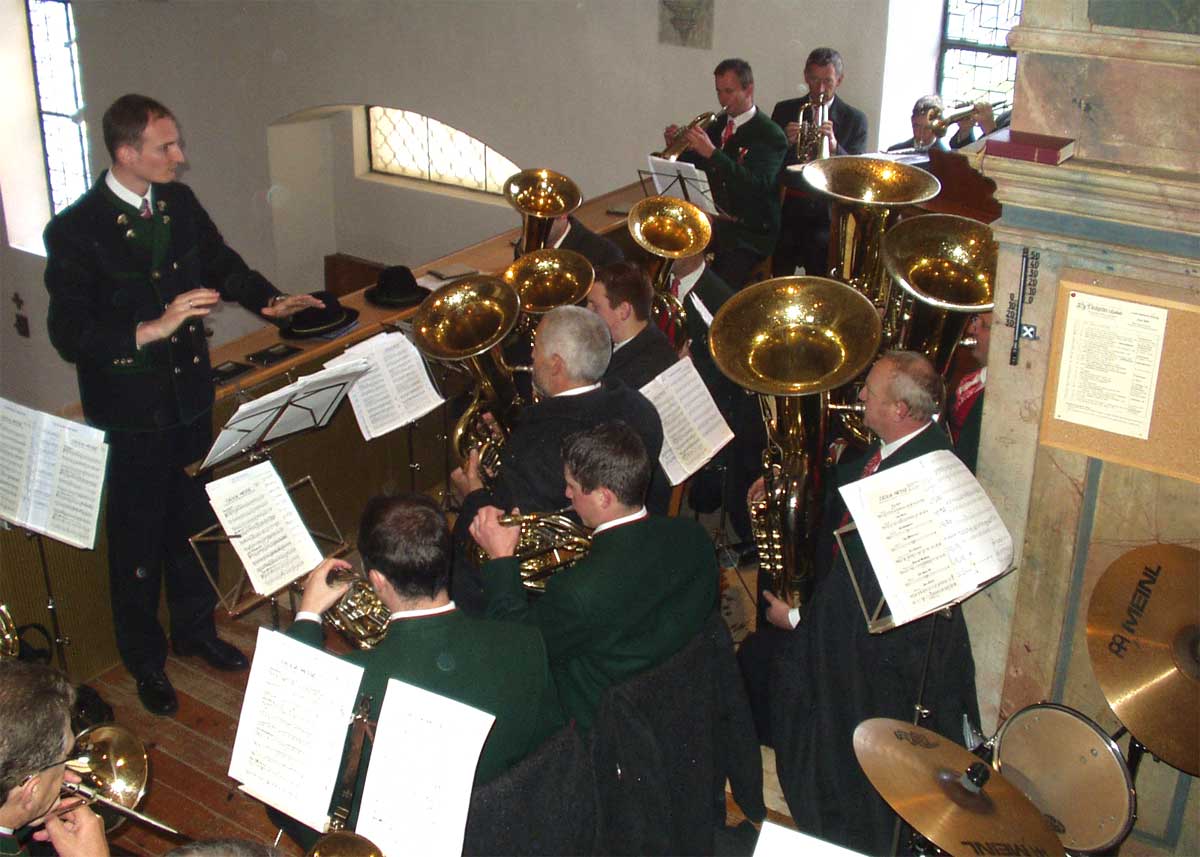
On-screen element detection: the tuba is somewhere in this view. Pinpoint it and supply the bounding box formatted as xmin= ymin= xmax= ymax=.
xmin=879 ymin=214 xmax=997 ymax=374
xmin=410 ymin=275 xmax=523 ymax=477
xmin=800 ymin=157 xmax=940 ymax=442
xmin=626 ymin=195 xmax=712 ymax=347
xmin=502 ymin=248 xmax=595 ymax=352
xmin=503 ymin=169 xmax=582 ymax=257
xmin=710 ymin=277 xmax=880 ymax=607
xmin=469 ymin=510 xmax=593 ymax=592
xmin=655 ymin=111 xmax=721 ymax=161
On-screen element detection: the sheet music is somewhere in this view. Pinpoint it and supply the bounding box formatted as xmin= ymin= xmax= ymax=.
xmin=326 ymin=332 xmax=444 ymax=441
xmin=356 ymin=679 xmax=496 ymax=857
xmin=754 ymin=822 xmax=866 ymax=856
xmin=838 ymin=450 xmax=1012 ymax=627
xmin=0 ymin=397 xmax=108 ymax=550
xmin=205 ymin=460 xmax=324 ymax=595
xmin=229 ymin=628 xmax=364 ymax=832
xmin=201 ymin=360 xmax=369 ymax=470
xmin=645 ymin=156 xmax=718 ymax=215
xmin=640 ymin=359 xmax=733 ymax=484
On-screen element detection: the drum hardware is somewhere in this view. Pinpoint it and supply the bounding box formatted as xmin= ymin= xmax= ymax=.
xmin=626 ymin=195 xmax=712 ymax=348
xmin=502 ymin=248 xmax=595 ymax=353
xmin=709 ymin=276 xmax=880 ymax=607
xmin=1085 ymin=544 xmax=1199 ymax=778
xmin=854 ymin=717 xmax=1065 ymax=857
xmin=503 ymin=169 xmax=582 ymax=257
xmin=468 ymin=509 xmax=593 ymax=592
xmin=655 ymin=111 xmax=722 ymax=161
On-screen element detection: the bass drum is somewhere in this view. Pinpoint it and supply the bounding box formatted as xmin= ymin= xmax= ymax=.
xmin=993 ymin=703 xmax=1135 ymax=854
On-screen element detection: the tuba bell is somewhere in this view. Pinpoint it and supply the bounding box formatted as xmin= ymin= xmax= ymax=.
xmin=880 ymin=213 xmax=997 ymax=374
xmin=626 ymin=195 xmax=712 ymax=347
xmin=503 ymin=169 xmax=582 ymax=257
xmin=502 ymin=248 xmax=595 ymax=352
xmin=410 ymin=275 xmax=523 ymax=478
xmin=710 ymin=277 xmax=881 ymax=607
xmin=655 ymin=111 xmax=721 ymax=161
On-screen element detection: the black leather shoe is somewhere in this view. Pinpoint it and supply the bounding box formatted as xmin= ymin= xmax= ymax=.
xmin=135 ymin=671 xmax=179 ymax=716
xmin=173 ymin=637 xmax=249 ymax=671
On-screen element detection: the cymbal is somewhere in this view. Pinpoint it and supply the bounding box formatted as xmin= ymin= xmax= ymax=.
xmin=853 ymin=718 xmax=1063 ymax=857
xmin=1086 ymin=544 xmax=1199 ymax=776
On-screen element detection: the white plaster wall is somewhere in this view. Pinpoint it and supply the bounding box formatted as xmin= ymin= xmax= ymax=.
xmin=877 ymin=0 xmax=943 ymax=150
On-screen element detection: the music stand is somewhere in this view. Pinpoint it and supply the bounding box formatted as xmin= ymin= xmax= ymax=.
xmin=639 ymin=157 xmax=720 ymax=215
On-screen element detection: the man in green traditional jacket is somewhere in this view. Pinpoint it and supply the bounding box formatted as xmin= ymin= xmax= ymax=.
xmin=473 ymin=422 xmax=719 ymax=731
xmin=277 ymin=493 xmax=563 ymax=848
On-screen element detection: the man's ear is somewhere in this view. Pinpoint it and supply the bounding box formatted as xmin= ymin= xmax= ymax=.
xmin=367 ymin=568 xmax=389 ymax=597
xmin=12 ymin=773 xmax=41 ymax=815
xmin=617 ymin=301 xmax=634 ymax=322
xmin=113 ymin=142 xmax=138 ymax=168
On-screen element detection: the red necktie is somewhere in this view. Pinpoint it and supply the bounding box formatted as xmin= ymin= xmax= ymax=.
xmin=720 ymin=118 xmax=735 ymax=148
xmin=950 ymin=369 xmax=985 ymax=444
xmin=656 ymin=274 xmax=682 ymax=346
xmin=138 ymin=198 xmax=152 ymax=219
xmin=835 ymin=446 xmax=883 ymax=539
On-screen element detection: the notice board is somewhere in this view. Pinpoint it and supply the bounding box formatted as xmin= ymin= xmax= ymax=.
xmin=1040 ymin=268 xmax=1199 ymax=483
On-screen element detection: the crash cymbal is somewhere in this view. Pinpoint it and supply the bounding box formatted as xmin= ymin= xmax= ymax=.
xmin=1086 ymin=544 xmax=1199 ymax=776
xmin=854 ymin=718 xmax=1063 ymax=857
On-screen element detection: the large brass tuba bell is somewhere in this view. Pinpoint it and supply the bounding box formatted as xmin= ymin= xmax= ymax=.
xmin=627 ymin=195 xmax=712 ymax=346
xmin=502 ymin=248 xmax=595 ymax=351
xmin=410 ymin=275 xmax=523 ymax=477
xmin=503 ymin=168 xmax=582 ymax=256
xmin=880 ymin=213 xmax=997 ymax=374
xmin=306 ymin=831 xmax=384 ymax=857
xmin=710 ymin=276 xmax=880 ymax=606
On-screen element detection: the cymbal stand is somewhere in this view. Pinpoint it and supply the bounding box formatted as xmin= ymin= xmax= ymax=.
xmin=24 ymin=530 xmax=70 ymax=673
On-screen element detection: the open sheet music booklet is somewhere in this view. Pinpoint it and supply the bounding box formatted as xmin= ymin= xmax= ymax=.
xmin=200 ymin=360 xmax=369 ymax=470
xmin=205 ymin=460 xmax=324 ymax=595
xmin=645 ymin=156 xmax=719 ymax=215
xmin=640 ymin=358 xmax=734 ymax=485
xmin=325 ymin=331 xmax=444 ymax=441
xmin=0 ymin=397 xmax=108 ymax=550
xmin=230 ymin=630 xmax=494 ymax=851
xmin=837 ymin=450 xmax=1013 ymax=630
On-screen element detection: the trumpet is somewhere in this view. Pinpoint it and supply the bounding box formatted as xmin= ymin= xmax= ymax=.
xmin=796 ymin=92 xmax=831 ymax=162
xmin=655 ymin=111 xmax=722 ymax=161
xmin=923 ymin=100 xmax=1010 ymax=138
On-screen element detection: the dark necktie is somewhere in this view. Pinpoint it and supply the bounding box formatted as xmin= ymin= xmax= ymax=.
xmin=138 ymin=198 xmax=152 ymax=219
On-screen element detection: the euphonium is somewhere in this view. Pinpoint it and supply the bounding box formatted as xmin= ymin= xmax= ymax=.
xmin=410 ymin=276 xmax=523 ymax=478
xmin=710 ymin=277 xmax=881 ymax=607
xmin=469 ymin=510 xmax=593 ymax=592
xmin=655 ymin=111 xmax=721 ymax=161
xmin=800 ymin=157 xmax=940 ymax=442
xmin=502 ymin=248 xmax=595 ymax=352
xmin=879 ymin=213 xmax=997 ymax=374
xmin=503 ymin=169 xmax=582 ymax=256
xmin=626 ymin=195 xmax=712 ymax=347
xmin=795 ymin=92 xmax=831 ymax=162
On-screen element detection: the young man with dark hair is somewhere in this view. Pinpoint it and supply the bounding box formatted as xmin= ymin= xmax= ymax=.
xmin=43 ymin=93 xmax=323 ymax=716
xmin=665 ymin=58 xmax=788 ymax=288
xmin=280 ymin=493 xmax=562 ymax=850
xmin=587 ymin=261 xmax=677 ymax=389
xmin=472 ymin=422 xmax=718 ymax=731
xmin=0 ymin=662 xmax=109 ymax=856
xmin=770 ymin=47 xmax=869 ymax=278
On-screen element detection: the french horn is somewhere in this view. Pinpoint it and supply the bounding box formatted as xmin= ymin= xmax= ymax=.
xmin=503 ymin=169 xmax=582 ymax=256
xmin=469 ymin=510 xmax=592 ymax=592
xmin=710 ymin=276 xmax=881 ymax=606
xmin=410 ymin=275 xmax=523 ymax=478
xmin=655 ymin=111 xmax=722 ymax=161
xmin=626 ymin=195 xmax=712 ymax=347
xmin=322 ymin=568 xmax=391 ymax=651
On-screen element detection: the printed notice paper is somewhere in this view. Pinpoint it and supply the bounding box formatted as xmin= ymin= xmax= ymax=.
xmin=640 ymin=358 xmax=734 ymax=484
xmin=205 ymin=461 xmax=324 ymax=595
xmin=753 ymin=822 xmax=865 ymax=857
xmin=229 ymin=628 xmax=364 ymax=832
xmin=355 ymin=679 xmax=496 ymax=857
xmin=1054 ymin=291 xmax=1167 ymax=440
xmin=325 ymin=331 xmax=444 ymax=441
xmin=0 ymin=397 xmax=108 ymax=550
xmin=838 ymin=450 xmax=1012 ymax=629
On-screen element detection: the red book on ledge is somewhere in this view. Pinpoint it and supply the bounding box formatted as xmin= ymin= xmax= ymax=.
xmin=985 ymin=128 xmax=1075 ymax=165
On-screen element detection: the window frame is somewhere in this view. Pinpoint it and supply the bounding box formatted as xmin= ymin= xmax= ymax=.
xmin=935 ymin=0 xmax=1022 ymax=106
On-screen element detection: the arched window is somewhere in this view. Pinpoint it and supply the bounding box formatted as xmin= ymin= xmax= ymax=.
xmin=367 ymin=106 xmax=518 ymax=195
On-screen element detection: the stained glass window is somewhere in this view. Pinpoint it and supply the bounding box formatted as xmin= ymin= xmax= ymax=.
xmin=368 ymin=106 xmax=519 ymax=195
xmin=26 ymin=0 xmax=91 ymax=214
xmin=938 ymin=0 xmax=1023 ymax=109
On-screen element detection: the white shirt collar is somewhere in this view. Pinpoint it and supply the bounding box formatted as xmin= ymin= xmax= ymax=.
xmin=592 ymin=506 xmax=648 ymax=536
xmin=728 ymin=104 xmax=756 ymax=131
xmin=551 ymin=220 xmax=570 ymax=249
xmin=675 ymin=263 xmax=704 ymax=301
xmin=554 ymin=382 xmax=601 ymax=397
xmin=106 ymin=169 xmax=151 ymax=211
xmin=880 ymin=421 xmax=933 ymax=460
xmin=389 ymin=601 xmax=456 ymax=621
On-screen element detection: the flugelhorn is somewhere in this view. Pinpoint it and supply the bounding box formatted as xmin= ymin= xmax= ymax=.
xmin=655 ymin=111 xmax=721 ymax=161
xmin=503 ymin=169 xmax=582 ymax=256
xmin=626 ymin=195 xmax=712 ymax=347
xmin=410 ymin=276 xmax=523 ymax=478
xmin=795 ymin=92 xmax=831 ymax=162
xmin=710 ymin=277 xmax=880 ymax=607
xmin=923 ymin=100 xmax=1010 ymax=138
